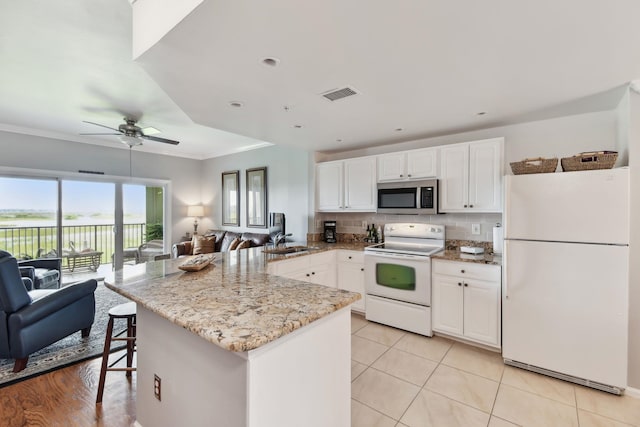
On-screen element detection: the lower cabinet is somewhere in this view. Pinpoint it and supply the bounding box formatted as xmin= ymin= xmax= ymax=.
xmin=336 ymin=250 xmax=365 ymax=312
xmin=267 ymin=249 xmax=365 ymax=312
xmin=432 ymin=259 xmax=501 ymax=348
xmin=267 ymin=251 xmax=337 ymax=288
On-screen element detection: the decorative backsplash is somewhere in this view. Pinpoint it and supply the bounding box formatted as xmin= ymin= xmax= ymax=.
xmin=313 ymin=212 xmax=502 ymax=242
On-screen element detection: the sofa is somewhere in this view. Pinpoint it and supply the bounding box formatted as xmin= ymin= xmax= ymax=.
xmin=172 ymin=229 xmax=273 ymax=258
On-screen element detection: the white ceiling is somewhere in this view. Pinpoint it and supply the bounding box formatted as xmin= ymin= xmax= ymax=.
xmin=2 ymin=1 xmax=640 ymax=160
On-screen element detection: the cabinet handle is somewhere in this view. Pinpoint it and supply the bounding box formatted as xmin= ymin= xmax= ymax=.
xmin=360 ymin=268 xmax=364 ymax=271
xmin=464 ymin=283 xmax=468 ymax=287
xmin=461 ymin=269 xmax=465 ymax=273
xmin=407 ymin=174 xmax=412 ymax=177
xmin=464 ymin=204 xmax=468 ymax=208
xmin=311 ymin=271 xmax=315 ymax=275
xmin=306 ymin=273 xmax=310 ymax=277
xmin=458 ymin=282 xmax=462 ymax=286
xmin=469 ymin=204 xmax=474 ymax=208
xmin=348 ymin=256 xmax=352 ymax=259
xmin=400 ymin=174 xmax=403 ymax=177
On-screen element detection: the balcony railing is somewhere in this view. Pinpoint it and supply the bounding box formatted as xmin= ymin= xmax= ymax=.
xmin=0 ymin=223 xmax=148 ymax=264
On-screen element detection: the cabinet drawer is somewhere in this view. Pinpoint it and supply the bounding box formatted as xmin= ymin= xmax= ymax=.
xmin=337 ymin=250 xmax=364 ymax=264
xmin=432 ymin=259 xmax=500 ymax=282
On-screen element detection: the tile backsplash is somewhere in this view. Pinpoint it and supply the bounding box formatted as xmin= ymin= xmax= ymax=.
xmin=313 ymin=212 xmax=502 ymax=242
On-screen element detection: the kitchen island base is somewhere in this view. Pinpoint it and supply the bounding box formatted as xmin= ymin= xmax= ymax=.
xmin=135 ymin=305 xmax=351 ymax=427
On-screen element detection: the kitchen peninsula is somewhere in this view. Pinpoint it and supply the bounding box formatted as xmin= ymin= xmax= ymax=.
xmin=105 ymin=247 xmax=360 ymax=427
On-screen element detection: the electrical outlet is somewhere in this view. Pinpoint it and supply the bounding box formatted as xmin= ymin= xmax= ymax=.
xmin=471 ymin=223 xmax=481 ymax=235
xmin=362 ymin=221 xmax=367 ymax=229
xmin=154 ymin=374 xmax=162 ymax=401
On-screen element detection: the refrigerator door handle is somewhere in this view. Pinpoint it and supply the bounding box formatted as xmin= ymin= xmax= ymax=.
xmin=503 ymin=240 xmax=509 ymax=299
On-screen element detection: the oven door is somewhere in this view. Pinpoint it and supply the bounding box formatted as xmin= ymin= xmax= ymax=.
xmin=364 ymin=251 xmax=431 ymax=306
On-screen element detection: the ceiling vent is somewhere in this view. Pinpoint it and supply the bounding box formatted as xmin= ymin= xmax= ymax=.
xmin=321 ymin=86 xmax=359 ymax=102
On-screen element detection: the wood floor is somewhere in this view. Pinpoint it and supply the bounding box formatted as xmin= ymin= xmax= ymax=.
xmin=0 ymin=351 xmax=136 ymax=427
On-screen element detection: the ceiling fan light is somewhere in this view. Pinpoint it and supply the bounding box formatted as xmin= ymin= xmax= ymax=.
xmin=119 ymin=135 xmax=142 ymax=147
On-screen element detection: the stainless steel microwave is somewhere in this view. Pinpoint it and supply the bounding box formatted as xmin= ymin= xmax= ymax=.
xmin=377 ymin=179 xmax=438 ymax=215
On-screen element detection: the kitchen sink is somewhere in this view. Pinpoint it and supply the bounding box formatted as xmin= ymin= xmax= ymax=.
xmin=262 ymin=245 xmax=318 ymax=255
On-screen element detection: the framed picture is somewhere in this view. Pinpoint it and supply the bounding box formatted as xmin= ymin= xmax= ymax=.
xmin=246 ymin=167 xmax=267 ymax=228
xmin=222 ymin=170 xmax=240 ymax=226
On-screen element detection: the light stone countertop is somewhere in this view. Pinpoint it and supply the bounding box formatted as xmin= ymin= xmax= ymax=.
xmin=431 ymin=249 xmax=502 ymax=266
xmin=104 ymin=245 xmax=362 ymax=353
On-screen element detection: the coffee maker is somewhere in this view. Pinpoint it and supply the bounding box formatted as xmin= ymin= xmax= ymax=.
xmin=323 ymin=221 xmax=337 ymax=243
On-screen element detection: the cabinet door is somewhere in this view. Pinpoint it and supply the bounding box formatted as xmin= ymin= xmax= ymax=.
xmin=337 ymin=251 xmax=365 ymax=312
xmin=439 ymin=144 xmax=469 ymax=212
xmin=377 ymin=152 xmax=406 ymax=182
xmin=344 ymin=157 xmax=376 ymax=211
xmin=307 ymin=262 xmax=336 ymax=288
xmin=463 ymin=279 xmax=500 ymax=346
xmin=316 ymin=161 xmax=343 ymax=211
xmin=468 ymin=139 xmax=503 ymax=212
xmin=432 ymin=275 xmax=464 ymax=335
xmin=406 ymin=147 xmax=437 ymax=179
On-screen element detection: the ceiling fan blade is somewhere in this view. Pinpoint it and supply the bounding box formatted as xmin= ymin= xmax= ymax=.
xmin=141 ymin=134 xmax=180 ymax=145
xmin=82 ymin=120 xmax=121 ymax=132
xmin=79 ymin=132 xmax=122 ymax=136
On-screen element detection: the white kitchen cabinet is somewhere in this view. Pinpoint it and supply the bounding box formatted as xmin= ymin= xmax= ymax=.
xmin=336 ymin=250 xmax=365 ymax=312
xmin=432 ymin=259 xmax=501 ymax=348
xmin=267 ymin=251 xmax=337 ymax=288
xmin=377 ymin=147 xmax=437 ymax=182
xmin=440 ymin=138 xmax=503 ymax=212
xmin=316 ymin=157 xmax=376 ymax=212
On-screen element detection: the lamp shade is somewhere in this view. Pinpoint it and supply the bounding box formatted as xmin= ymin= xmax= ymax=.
xmin=187 ymin=205 xmax=205 ymax=217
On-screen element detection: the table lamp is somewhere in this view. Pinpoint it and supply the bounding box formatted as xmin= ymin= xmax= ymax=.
xmin=187 ymin=205 xmax=205 ymax=235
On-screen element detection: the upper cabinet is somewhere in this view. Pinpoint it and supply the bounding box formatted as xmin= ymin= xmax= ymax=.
xmin=440 ymin=138 xmax=504 ymax=213
xmin=316 ymin=157 xmax=377 ymax=212
xmin=377 ymin=147 xmax=438 ymax=182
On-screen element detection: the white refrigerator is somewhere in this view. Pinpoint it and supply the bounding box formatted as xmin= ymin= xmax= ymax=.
xmin=503 ymin=168 xmax=629 ymax=393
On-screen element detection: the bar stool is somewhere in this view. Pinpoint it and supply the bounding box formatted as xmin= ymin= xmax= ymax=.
xmin=96 ymin=301 xmax=137 ymax=404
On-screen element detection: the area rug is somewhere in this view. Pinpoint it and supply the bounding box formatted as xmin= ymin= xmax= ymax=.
xmin=0 ymin=281 xmax=130 ymax=388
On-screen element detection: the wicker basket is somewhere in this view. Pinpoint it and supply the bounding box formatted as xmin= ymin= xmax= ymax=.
xmin=510 ymin=157 xmax=558 ymax=175
xmin=561 ymin=151 xmax=618 ymax=172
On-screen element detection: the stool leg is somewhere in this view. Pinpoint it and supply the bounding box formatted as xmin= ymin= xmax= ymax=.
xmin=96 ymin=316 xmax=115 ymax=404
xmin=126 ymin=316 xmax=134 ymax=377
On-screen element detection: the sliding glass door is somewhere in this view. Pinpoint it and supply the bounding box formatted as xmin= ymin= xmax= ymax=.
xmin=0 ymin=172 xmax=169 ymax=284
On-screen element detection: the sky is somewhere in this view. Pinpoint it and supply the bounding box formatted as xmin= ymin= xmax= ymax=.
xmin=0 ymin=177 xmax=146 ymax=214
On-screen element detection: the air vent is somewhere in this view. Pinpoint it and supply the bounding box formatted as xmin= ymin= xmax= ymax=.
xmin=321 ymin=86 xmax=358 ymax=102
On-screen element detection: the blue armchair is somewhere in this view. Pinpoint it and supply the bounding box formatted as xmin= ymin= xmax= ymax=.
xmin=0 ymin=251 xmax=97 ymax=372
xmin=18 ymin=257 xmax=62 ymax=290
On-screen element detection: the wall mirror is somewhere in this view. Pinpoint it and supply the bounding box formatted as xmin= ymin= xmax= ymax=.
xmin=222 ymin=170 xmax=240 ymax=226
xmin=246 ymin=167 xmax=267 ymax=228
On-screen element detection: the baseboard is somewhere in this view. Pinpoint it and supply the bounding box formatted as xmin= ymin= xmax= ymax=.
xmin=624 ymin=386 xmax=640 ymax=399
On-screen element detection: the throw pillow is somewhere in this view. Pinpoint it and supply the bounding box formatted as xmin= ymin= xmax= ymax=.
xmin=236 ymin=239 xmax=252 ymax=250
xmin=228 ymin=237 xmax=241 ymax=251
xmin=192 ymin=235 xmax=216 ymax=255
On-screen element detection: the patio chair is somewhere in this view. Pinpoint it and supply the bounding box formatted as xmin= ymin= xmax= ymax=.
xmin=0 ymin=250 xmax=97 ymax=372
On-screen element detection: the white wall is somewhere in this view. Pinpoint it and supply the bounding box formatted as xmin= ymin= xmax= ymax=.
xmin=318 ymin=110 xmax=620 ymax=168
xmin=201 ymin=145 xmax=312 ymax=241
xmin=0 ymin=131 xmax=203 ymax=244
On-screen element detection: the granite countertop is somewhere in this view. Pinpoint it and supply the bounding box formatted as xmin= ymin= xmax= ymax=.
xmin=104 ymin=247 xmax=361 ymax=353
xmin=432 ymin=249 xmax=502 ymax=266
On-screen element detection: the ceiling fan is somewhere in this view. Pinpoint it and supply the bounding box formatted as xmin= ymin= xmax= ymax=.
xmin=80 ymin=117 xmax=180 ymax=146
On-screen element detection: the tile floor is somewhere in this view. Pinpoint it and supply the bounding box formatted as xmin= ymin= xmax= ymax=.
xmin=350 ymin=313 xmax=640 ymax=427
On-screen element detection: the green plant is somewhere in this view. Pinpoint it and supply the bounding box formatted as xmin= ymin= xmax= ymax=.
xmin=145 ymin=223 xmax=163 ymax=241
